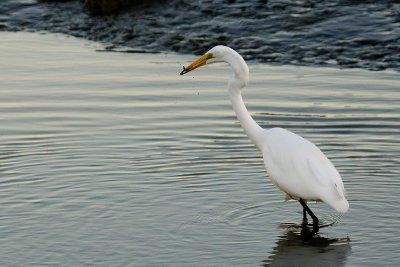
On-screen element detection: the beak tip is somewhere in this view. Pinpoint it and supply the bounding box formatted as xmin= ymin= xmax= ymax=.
xmin=180 ymin=66 xmax=187 ymax=75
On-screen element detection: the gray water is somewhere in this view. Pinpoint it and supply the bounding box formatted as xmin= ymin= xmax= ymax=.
xmin=0 ymin=32 xmax=399 ymax=266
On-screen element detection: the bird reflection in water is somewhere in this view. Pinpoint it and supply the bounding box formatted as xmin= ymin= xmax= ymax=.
xmin=263 ymin=224 xmax=351 ymax=267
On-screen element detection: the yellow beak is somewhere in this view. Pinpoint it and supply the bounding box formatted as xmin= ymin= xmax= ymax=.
xmin=180 ymin=53 xmax=212 ymax=75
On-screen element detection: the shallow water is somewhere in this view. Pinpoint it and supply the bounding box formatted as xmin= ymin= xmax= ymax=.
xmin=0 ymin=32 xmax=399 ymax=266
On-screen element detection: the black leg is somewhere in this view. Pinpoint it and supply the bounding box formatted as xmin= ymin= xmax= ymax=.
xmin=299 ymin=199 xmax=319 ymax=232
xmin=302 ymin=206 xmax=307 ymax=225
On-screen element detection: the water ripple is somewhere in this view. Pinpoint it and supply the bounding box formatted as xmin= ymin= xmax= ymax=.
xmin=0 ymin=33 xmax=399 ymax=267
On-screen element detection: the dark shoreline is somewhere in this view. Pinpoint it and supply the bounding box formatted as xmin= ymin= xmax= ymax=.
xmin=1 ymin=0 xmax=399 ymax=71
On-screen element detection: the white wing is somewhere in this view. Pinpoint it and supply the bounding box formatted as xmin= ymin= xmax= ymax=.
xmin=261 ymin=127 xmax=349 ymax=213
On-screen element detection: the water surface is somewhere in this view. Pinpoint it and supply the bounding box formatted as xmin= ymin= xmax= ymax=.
xmin=0 ymin=32 xmax=399 ymax=266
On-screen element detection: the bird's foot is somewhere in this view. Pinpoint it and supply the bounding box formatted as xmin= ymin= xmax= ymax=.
xmin=319 ymin=222 xmax=335 ymax=228
xmin=302 ymin=221 xmax=334 ymax=229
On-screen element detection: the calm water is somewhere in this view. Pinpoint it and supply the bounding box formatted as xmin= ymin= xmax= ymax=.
xmin=0 ymin=32 xmax=399 ymax=266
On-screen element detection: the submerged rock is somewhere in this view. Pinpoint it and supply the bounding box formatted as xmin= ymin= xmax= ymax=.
xmin=84 ymin=0 xmax=146 ymax=15
xmin=85 ymin=0 xmax=130 ymax=15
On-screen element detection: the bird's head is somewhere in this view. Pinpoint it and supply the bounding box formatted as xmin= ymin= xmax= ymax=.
xmin=180 ymin=46 xmax=249 ymax=91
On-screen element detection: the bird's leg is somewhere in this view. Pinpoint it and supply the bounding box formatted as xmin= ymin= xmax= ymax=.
xmin=299 ymin=199 xmax=319 ymax=232
xmin=302 ymin=205 xmax=308 ymax=226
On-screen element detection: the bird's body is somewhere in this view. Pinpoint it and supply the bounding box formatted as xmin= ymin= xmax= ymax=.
xmin=180 ymin=45 xmax=349 ymax=232
xmin=262 ymin=127 xmax=348 ymax=213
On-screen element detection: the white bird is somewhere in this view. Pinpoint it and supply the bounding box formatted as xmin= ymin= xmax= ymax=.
xmin=180 ymin=45 xmax=349 ymax=232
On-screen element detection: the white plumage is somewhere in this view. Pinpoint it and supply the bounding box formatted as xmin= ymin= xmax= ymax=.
xmin=181 ymin=45 xmax=349 ymax=231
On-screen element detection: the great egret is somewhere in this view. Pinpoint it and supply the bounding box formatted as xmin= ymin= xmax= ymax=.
xmin=180 ymin=46 xmax=349 ymax=232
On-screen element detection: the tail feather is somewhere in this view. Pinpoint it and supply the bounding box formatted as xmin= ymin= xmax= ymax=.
xmin=322 ymin=185 xmax=349 ymax=213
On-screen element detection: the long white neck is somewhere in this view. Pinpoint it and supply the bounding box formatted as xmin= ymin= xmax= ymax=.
xmin=229 ymin=89 xmax=264 ymax=150
xmin=222 ymin=48 xmax=264 ymax=149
